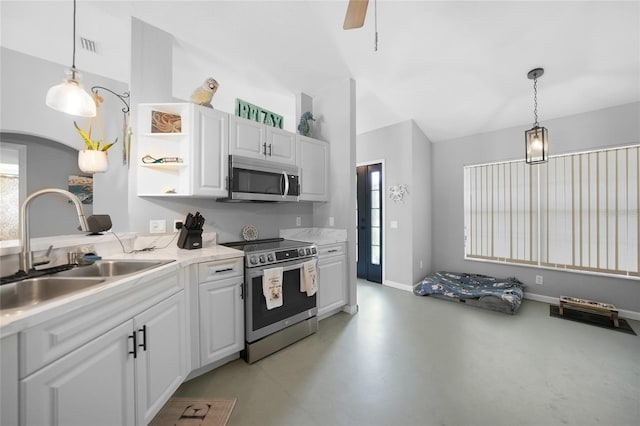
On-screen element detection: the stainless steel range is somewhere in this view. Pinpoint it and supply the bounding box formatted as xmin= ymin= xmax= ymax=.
xmin=221 ymin=238 xmax=318 ymax=363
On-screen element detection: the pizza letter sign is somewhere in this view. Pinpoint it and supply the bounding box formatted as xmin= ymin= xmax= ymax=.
xmin=235 ymin=99 xmax=283 ymax=129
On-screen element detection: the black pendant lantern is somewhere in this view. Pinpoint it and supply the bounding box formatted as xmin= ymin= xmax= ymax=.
xmin=525 ymin=68 xmax=548 ymax=164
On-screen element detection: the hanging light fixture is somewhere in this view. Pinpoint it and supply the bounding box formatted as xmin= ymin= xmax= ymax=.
xmin=45 ymin=0 xmax=96 ymax=117
xmin=525 ymin=67 xmax=548 ymax=164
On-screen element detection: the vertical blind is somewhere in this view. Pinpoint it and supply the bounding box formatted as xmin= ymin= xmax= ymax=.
xmin=464 ymin=145 xmax=639 ymax=278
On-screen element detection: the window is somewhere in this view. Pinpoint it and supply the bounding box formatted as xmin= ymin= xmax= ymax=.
xmin=464 ymin=145 xmax=639 ymax=279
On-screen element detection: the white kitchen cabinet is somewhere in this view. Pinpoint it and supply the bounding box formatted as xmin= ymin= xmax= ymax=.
xmin=134 ymin=291 xmax=188 ymax=426
xmin=136 ymin=103 xmax=228 ymax=197
xmin=20 ymin=271 xmax=187 ymax=426
xmin=196 ymin=258 xmax=244 ymax=367
xmin=1 ymin=333 xmax=18 ymax=426
xmin=296 ymin=135 xmax=329 ymax=201
xmin=229 ymin=115 xmax=296 ymax=165
xmin=317 ymin=242 xmax=348 ymax=318
xmin=22 ymin=320 xmax=136 ymax=426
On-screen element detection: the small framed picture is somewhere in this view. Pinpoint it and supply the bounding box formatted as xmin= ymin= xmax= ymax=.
xmin=151 ymin=110 xmax=182 ymax=133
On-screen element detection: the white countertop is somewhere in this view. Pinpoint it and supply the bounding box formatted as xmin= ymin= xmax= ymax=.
xmin=280 ymin=227 xmax=347 ymax=246
xmin=0 ymin=242 xmax=243 ymax=337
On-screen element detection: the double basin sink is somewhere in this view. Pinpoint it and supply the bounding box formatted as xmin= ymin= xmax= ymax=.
xmin=0 ymin=259 xmax=174 ymax=312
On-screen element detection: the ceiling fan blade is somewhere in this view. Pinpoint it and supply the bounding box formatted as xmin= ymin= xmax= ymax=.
xmin=343 ymin=0 xmax=369 ymax=30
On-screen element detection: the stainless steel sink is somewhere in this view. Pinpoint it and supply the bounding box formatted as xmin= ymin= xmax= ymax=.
xmin=54 ymin=259 xmax=173 ymax=278
xmin=0 ymin=277 xmax=106 ymax=310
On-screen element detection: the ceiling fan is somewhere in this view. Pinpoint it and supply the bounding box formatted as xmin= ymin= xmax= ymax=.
xmin=343 ymin=0 xmax=379 ymax=51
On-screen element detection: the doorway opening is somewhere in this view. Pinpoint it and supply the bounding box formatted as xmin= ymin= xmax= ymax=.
xmin=356 ymin=163 xmax=382 ymax=283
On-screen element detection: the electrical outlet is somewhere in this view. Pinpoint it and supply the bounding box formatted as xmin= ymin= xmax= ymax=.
xmin=173 ymin=220 xmax=183 ymax=231
xmin=329 ymin=217 xmax=335 ymax=226
xmin=296 ymin=217 xmax=301 ymax=226
xmin=420 ymin=260 xmax=423 ymax=268
xmin=535 ymin=275 xmax=544 ymax=285
xmin=149 ymin=219 xmax=166 ymax=234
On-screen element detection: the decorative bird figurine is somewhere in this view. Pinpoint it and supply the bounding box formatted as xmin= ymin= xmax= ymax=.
xmin=297 ymin=111 xmax=315 ymax=137
xmin=190 ymin=77 xmax=219 ymax=108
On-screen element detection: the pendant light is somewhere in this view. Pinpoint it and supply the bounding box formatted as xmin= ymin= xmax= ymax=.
xmin=45 ymin=0 xmax=96 ymax=117
xmin=525 ymin=68 xmax=548 ymax=164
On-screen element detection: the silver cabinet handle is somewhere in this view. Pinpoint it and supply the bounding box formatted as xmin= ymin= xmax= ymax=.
xmin=282 ymin=171 xmax=289 ymax=197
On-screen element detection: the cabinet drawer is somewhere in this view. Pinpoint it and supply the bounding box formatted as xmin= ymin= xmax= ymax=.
xmin=20 ymin=270 xmax=181 ymax=378
xmin=317 ymin=243 xmax=346 ymax=258
xmin=198 ymin=258 xmax=244 ymax=283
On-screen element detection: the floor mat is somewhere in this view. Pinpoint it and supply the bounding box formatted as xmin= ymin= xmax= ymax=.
xmin=550 ymin=305 xmax=636 ymax=335
xmin=149 ymin=397 xmax=236 ymax=426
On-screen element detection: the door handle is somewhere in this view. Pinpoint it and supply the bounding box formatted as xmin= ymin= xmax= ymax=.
xmin=262 ymin=142 xmax=267 ymax=156
xmin=282 ymin=171 xmax=290 ymax=197
xmin=138 ymin=325 xmax=147 ymax=352
xmin=268 ymin=144 xmax=272 ymax=156
xmin=128 ymin=332 xmax=137 ymax=359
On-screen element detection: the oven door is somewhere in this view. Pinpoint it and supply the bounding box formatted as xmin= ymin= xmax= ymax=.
xmin=245 ymin=257 xmax=317 ymax=342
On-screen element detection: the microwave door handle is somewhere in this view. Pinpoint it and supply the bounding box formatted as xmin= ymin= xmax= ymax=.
xmin=282 ymin=171 xmax=290 ymax=197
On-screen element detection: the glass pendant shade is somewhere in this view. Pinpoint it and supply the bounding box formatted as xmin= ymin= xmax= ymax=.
xmin=46 ymin=68 xmax=97 ymax=117
xmin=525 ymin=125 xmax=548 ymax=164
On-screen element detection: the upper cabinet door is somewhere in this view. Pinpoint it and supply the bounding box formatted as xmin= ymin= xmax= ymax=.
xmin=228 ymin=115 xmax=267 ymax=160
xmin=267 ymin=127 xmax=296 ymax=165
xmin=193 ymin=106 xmax=228 ymax=197
xmin=297 ymin=135 xmax=329 ymax=201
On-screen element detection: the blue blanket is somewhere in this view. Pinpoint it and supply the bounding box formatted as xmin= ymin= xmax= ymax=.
xmin=413 ymin=271 xmax=525 ymax=310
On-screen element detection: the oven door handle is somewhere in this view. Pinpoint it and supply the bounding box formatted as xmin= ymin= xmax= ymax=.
xmin=282 ymin=171 xmax=290 ymax=198
xmin=247 ymin=257 xmax=317 ymax=277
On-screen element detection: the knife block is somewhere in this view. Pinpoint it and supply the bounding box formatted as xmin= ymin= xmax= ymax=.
xmin=177 ymin=228 xmax=202 ymax=250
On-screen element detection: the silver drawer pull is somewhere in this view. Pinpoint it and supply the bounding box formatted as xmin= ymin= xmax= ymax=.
xmin=327 ymin=249 xmax=339 ymax=253
xmin=214 ymin=267 xmax=234 ymax=273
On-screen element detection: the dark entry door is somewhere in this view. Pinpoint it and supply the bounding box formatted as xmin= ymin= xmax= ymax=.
xmin=356 ymin=163 xmax=382 ymax=283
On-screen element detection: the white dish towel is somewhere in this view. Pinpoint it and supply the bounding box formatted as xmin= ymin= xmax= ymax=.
xmin=263 ymin=266 xmax=284 ymax=310
xmin=300 ymin=259 xmax=318 ymax=296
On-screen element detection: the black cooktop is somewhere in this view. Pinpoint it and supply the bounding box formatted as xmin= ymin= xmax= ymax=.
xmin=221 ymin=238 xmax=310 ymax=253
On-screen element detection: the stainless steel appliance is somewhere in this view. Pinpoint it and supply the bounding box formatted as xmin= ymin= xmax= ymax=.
xmin=221 ymin=155 xmax=300 ymax=202
xmin=222 ymin=238 xmax=318 ymax=363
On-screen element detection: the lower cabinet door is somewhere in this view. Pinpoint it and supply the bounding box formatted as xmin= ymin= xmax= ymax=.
xmin=318 ymin=255 xmax=348 ymax=317
xmin=134 ymin=291 xmax=187 ymax=426
xmin=21 ymin=320 xmax=135 ymax=426
xmin=199 ymin=277 xmax=244 ymax=365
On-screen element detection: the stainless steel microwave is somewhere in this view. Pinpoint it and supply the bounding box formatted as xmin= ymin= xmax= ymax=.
xmin=223 ymin=155 xmax=300 ymax=202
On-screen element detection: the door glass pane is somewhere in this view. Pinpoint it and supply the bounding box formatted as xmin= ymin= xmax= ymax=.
xmin=371 ymin=190 xmax=380 ymax=208
xmin=371 ymin=171 xmax=380 ymax=190
xmin=371 ymin=245 xmax=380 ymax=265
xmin=371 ymin=209 xmax=380 ymax=227
xmin=371 ymin=227 xmax=380 ymax=246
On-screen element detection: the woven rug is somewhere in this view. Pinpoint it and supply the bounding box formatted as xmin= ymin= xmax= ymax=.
xmin=150 ymin=397 xmax=236 ymax=426
xmin=550 ymin=305 xmax=636 ymax=335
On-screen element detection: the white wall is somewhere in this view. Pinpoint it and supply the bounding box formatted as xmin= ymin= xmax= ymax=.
xmin=127 ymin=19 xmax=314 ymax=241
xmin=411 ymin=121 xmax=432 ymax=281
xmin=432 ymin=102 xmax=640 ymax=313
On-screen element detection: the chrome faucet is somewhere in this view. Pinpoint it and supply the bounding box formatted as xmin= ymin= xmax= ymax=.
xmin=19 ymin=188 xmax=90 ymax=272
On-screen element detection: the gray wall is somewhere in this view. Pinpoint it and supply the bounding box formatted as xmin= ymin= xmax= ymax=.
xmin=357 ymin=119 xmax=433 ymax=286
xmin=432 ymin=102 xmax=640 ymax=312
xmin=0 ymin=47 xmax=129 ymax=236
xmin=311 ymin=78 xmax=357 ymax=309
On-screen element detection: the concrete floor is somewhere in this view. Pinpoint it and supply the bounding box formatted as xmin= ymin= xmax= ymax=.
xmin=174 ymin=280 xmax=640 ymax=426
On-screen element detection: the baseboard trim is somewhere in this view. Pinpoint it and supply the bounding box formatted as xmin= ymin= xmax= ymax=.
xmin=384 ymin=280 xmax=413 ymax=292
xmin=524 ymin=292 xmax=640 ymax=321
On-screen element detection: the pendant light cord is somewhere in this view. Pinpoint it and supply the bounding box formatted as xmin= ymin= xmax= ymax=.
xmin=71 ymin=0 xmax=77 ymax=74
xmin=374 ymin=0 xmax=378 ymax=52
xmin=533 ymin=76 xmax=539 ymax=127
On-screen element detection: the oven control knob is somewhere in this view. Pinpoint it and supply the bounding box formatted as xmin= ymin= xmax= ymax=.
xmin=267 ymin=254 xmax=274 ymax=262
xmin=259 ymin=254 xmax=266 ymax=263
xmin=305 ymin=248 xmax=311 ymax=255
xmin=311 ymin=247 xmax=317 ymax=254
xmin=298 ymin=249 xmax=305 ymax=256
xmin=249 ymin=256 xmax=258 ymax=265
